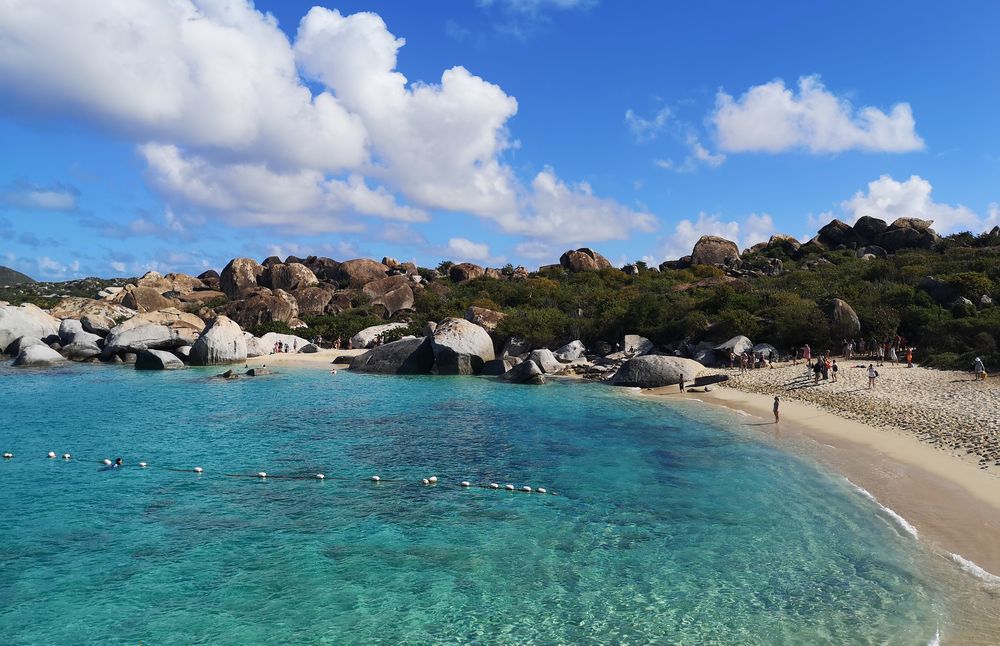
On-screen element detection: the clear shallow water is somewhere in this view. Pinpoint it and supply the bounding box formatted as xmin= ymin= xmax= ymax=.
xmin=0 ymin=363 xmax=972 ymax=644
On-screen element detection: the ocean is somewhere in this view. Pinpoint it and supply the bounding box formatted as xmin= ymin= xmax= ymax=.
xmin=0 ymin=363 xmax=989 ymax=644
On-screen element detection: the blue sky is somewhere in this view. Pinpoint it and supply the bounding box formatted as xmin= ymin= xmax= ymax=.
xmin=1 ymin=0 xmax=999 ymax=280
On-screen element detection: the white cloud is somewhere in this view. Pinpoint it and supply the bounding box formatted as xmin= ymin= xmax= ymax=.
xmin=657 ymin=211 xmax=775 ymax=261
xmin=625 ymin=106 xmax=671 ymax=142
xmin=444 ymin=20 xmax=471 ymax=41
xmin=713 ymin=75 xmax=924 ymax=154
xmin=986 ymin=203 xmax=1000 ymax=230
xmin=110 ymin=261 xmax=126 ymax=274
xmin=840 ymin=175 xmax=981 ymax=234
xmin=497 ymin=167 xmax=657 ymax=243
xmin=0 ymin=1 xmax=652 ymax=249
xmin=654 ymin=135 xmax=726 ymax=173
xmin=446 ymin=237 xmax=491 ymax=261
xmin=37 ymin=255 xmax=68 ymax=278
xmin=0 ymin=181 xmax=78 ymax=211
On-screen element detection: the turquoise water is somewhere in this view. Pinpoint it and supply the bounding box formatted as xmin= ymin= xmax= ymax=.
xmin=0 ymin=363 xmax=962 ymax=644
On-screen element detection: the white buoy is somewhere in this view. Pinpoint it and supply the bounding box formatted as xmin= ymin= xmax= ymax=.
xmin=193 ymin=466 xmax=203 ymax=473
xmin=461 ymin=481 xmax=471 ymax=487
xmin=62 ymin=453 xmax=71 ymax=460
xmin=537 ymin=488 xmax=547 ymax=494
xmin=522 ymin=486 xmax=532 ymax=493
xmin=505 ymin=484 xmax=514 ymax=491
xmin=103 ymin=458 xmax=112 ymax=466
xmin=139 ymin=462 xmax=147 ymax=468
xmin=315 ymin=474 xmax=325 ymax=480
xmin=257 ymin=472 xmax=267 ymax=478
xmin=428 ymin=476 xmax=438 ymax=484
xmin=47 ymin=451 xmax=56 ymax=459
xmin=421 ymin=478 xmax=429 ymax=485
xmin=2 ymin=452 xmax=12 ymax=459
xmin=489 ymin=483 xmax=499 ymax=489
xmin=371 ymin=475 xmax=381 ymax=482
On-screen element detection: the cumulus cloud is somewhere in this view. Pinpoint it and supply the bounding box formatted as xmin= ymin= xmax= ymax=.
xmin=713 ymin=75 xmax=924 ymax=154
xmin=0 ymin=180 xmax=79 ymax=211
xmin=446 ymin=237 xmax=492 ymax=262
xmin=0 ymin=2 xmax=653 ymax=248
xmin=657 ymin=212 xmax=776 ymax=261
xmin=514 ymin=240 xmax=555 ymax=260
xmin=840 ymin=175 xmax=982 ymax=234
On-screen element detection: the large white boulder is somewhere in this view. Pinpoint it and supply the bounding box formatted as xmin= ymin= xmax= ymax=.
xmin=0 ymin=304 xmax=59 ymax=354
xmin=623 ymin=334 xmax=655 ymax=355
xmin=190 ymin=315 xmax=247 ymax=365
xmin=13 ymin=344 xmax=65 ymax=367
xmin=104 ymin=324 xmax=194 ymax=353
xmin=350 ymin=323 xmax=408 ymax=349
xmin=611 ymin=355 xmax=705 ymax=388
xmin=58 ymin=319 xmax=104 ymax=360
xmin=554 ymin=340 xmax=586 ymax=362
xmin=714 ymin=335 xmax=753 ymax=356
xmin=528 ymin=348 xmax=563 ymax=374
xmin=244 ymin=333 xmax=270 ymax=357
xmin=432 ymin=317 xmax=495 ymax=375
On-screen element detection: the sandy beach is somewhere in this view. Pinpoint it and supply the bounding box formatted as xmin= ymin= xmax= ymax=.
xmin=647 ymin=361 xmax=1000 ymax=583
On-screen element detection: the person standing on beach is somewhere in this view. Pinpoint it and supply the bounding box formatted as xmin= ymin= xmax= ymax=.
xmin=803 ymin=344 xmax=811 ymax=361
xmin=831 ymin=359 xmax=838 ymax=382
xmin=973 ymin=357 xmax=987 ymax=380
xmin=868 ymin=364 xmax=878 ymax=389
xmin=905 ymin=348 xmax=913 ymax=368
xmin=773 ymin=396 xmax=780 ymax=423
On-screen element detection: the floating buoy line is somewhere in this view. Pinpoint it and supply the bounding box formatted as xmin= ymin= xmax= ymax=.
xmin=0 ymin=451 xmax=560 ymax=497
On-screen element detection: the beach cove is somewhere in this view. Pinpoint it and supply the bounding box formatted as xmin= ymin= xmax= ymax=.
xmin=4 ymin=357 xmax=998 ymax=643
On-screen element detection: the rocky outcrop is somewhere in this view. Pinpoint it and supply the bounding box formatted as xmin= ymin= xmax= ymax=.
xmin=500 ymin=359 xmax=545 ymax=385
xmin=291 ymin=285 xmax=335 ymax=317
xmin=114 ymin=308 xmax=204 ymax=335
xmin=220 ymin=258 xmax=264 ymax=298
xmin=449 ymin=263 xmax=485 ymax=283
xmin=244 ymin=333 xmax=270 ymax=357
xmin=190 ymin=315 xmax=247 ymax=365
xmin=554 ymin=340 xmax=586 ymax=362
xmin=501 ymin=335 xmax=531 ymax=358
xmin=0 ymin=303 xmax=60 ymax=354
xmin=349 ymin=336 xmax=435 ymax=374
xmin=690 ymin=236 xmax=740 ymax=266
xmin=480 ymin=358 xmax=513 ymax=376
xmin=137 ymin=271 xmax=206 ymax=294
xmin=13 ymin=344 xmax=66 ymax=367
xmin=431 ymin=317 xmax=495 ymax=375
xmin=765 ymin=234 xmax=802 ymax=256
xmin=877 ymin=218 xmax=940 ymax=252
xmin=259 ymin=262 xmax=318 ymax=292
xmin=815 ymin=219 xmax=863 ymax=248
xmin=225 ymin=288 xmax=298 ymax=329
xmin=48 ymin=297 xmax=136 ymax=322
xmin=527 ymin=348 xmax=563 ymax=373
xmin=198 ymin=269 xmax=221 ymax=291
xmin=852 ymin=216 xmax=888 ymax=241
xmin=135 ymin=349 xmax=184 ymax=370
xmin=559 ymin=248 xmax=612 ymax=272
xmin=465 ymin=306 xmax=505 ymax=332
xmin=118 ymin=285 xmax=178 ymax=312
xmin=362 ymin=275 xmax=414 ymax=317
xmin=830 ymin=298 xmax=861 ymax=337
xmin=714 ymin=335 xmax=753 ymax=356
xmin=58 ymin=319 xmax=103 ymax=361
xmin=7 ymin=335 xmax=43 ymax=356
xmin=611 ymin=356 xmax=705 ymax=388
xmin=350 ymin=323 xmax=408 ymax=349
xmin=334 ymin=259 xmax=389 ymax=287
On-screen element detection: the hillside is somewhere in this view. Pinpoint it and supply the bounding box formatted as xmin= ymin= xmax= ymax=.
xmin=0 ymin=265 xmax=35 ymax=286
xmin=3 ymin=217 xmax=999 ymax=371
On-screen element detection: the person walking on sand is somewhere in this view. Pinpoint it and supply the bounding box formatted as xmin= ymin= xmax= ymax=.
xmin=868 ymin=364 xmax=878 ymax=389
xmin=773 ymin=396 xmax=780 ymax=424
xmin=973 ymin=357 xmax=987 ymax=381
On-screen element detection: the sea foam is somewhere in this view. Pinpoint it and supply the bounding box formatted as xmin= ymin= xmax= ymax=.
xmin=846 ymin=479 xmax=919 ymax=539
xmin=949 ymin=553 xmax=1000 ymax=588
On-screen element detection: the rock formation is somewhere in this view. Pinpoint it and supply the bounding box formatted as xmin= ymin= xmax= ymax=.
xmin=220 ymin=258 xmax=264 ymax=298
xmin=431 ymin=317 xmax=495 ymax=374
xmin=350 ymin=336 xmax=435 ymax=374
xmin=189 ymin=315 xmax=247 ymax=365
xmin=559 ymin=248 xmax=612 ymax=272
xmin=135 ymin=349 xmax=184 ymax=370
xmin=611 ymin=356 xmax=705 ymax=388
xmin=690 ymin=236 xmax=740 ymax=266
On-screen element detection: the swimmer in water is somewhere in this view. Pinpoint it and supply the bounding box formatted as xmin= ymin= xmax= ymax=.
xmin=113 ymin=457 xmax=123 ymax=468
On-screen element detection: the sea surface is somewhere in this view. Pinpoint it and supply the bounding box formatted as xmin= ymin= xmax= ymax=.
xmin=0 ymin=363 xmax=992 ymax=644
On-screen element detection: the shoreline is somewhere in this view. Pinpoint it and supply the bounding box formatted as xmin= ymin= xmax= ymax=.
xmin=643 ymin=382 xmax=1000 ymax=583
xmin=248 ymin=350 xmax=1000 ymax=582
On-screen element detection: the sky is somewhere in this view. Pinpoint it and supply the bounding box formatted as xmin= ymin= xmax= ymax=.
xmin=1 ymin=0 xmax=999 ymax=280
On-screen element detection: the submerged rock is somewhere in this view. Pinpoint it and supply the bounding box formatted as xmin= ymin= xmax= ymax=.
xmin=135 ymin=349 xmax=184 ymax=370
xmin=500 ymin=359 xmax=545 ymax=385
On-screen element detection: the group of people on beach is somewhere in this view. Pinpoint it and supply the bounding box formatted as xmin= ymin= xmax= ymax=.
xmin=729 ymin=349 xmax=776 ymax=372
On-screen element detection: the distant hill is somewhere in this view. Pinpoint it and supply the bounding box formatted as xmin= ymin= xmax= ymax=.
xmin=0 ymin=266 xmax=36 ymax=286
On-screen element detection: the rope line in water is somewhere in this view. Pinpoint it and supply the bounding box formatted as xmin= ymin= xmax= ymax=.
xmin=2 ymin=452 xmax=559 ymax=496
